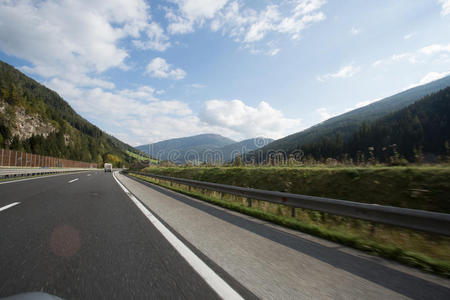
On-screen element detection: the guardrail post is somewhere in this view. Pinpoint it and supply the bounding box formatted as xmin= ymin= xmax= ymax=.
xmin=248 ymin=198 xmax=252 ymax=207
xmin=1 ymin=149 xmax=3 ymax=167
xmin=291 ymin=207 xmax=295 ymax=218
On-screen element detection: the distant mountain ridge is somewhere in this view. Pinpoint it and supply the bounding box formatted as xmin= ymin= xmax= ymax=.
xmin=219 ymin=137 xmax=273 ymax=162
xmin=136 ymin=134 xmax=235 ymax=163
xmin=256 ymin=75 xmax=450 ymax=157
xmin=136 ymin=134 xmax=273 ymax=163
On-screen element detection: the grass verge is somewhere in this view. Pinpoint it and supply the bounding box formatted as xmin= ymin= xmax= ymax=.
xmin=126 ymin=150 xmax=158 ymax=163
xmin=128 ymin=172 xmax=450 ymax=278
xmin=141 ymin=166 xmax=450 ymax=213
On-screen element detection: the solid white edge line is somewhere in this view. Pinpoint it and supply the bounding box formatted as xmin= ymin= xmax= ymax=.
xmin=0 ymin=202 xmax=20 ymax=212
xmin=112 ymin=171 xmax=243 ymax=300
xmin=68 ymin=178 xmax=79 ymax=183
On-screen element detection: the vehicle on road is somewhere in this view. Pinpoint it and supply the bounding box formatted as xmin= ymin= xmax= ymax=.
xmin=104 ymin=163 xmax=112 ymax=172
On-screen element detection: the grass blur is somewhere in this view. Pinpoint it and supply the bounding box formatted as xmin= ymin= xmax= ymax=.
xmin=129 ymin=165 xmax=450 ymax=277
xmin=126 ymin=150 xmax=158 ymax=163
xmin=141 ymin=165 xmax=450 ymax=213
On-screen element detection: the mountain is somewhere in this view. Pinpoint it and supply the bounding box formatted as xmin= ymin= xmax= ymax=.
xmin=301 ymin=87 xmax=450 ymax=162
xmin=136 ymin=134 xmax=236 ymax=164
xmin=257 ymin=75 xmax=450 ymax=158
xmin=0 ymin=60 xmax=138 ymax=167
xmin=217 ymin=137 xmax=273 ymax=162
xmin=347 ymin=87 xmax=450 ymax=162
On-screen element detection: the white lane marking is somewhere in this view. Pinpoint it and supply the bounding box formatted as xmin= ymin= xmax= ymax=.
xmin=112 ymin=172 xmax=243 ymax=300
xmin=68 ymin=178 xmax=79 ymax=183
xmin=87 ymin=174 xmax=91 ymax=177
xmin=0 ymin=172 xmax=90 ymax=185
xmin=0 ymin=202 xmax=20 ymax=212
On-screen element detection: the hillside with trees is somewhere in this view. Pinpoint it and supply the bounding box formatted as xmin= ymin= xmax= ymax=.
xmin=0 ymin=60 xmax=138 ymax=167
xmin=217 ymin=137 xmax=273 ymax=162
xmin=253 ymin=87 xmax=449 ymax=165
xmin=300 ymin=87 xmax=450 ymax=163
xmin=257 ymin=75 xmax=450 ymax=158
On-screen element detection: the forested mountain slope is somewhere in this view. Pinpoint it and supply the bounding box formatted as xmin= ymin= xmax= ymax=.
xmin=295 ymin=87 xmax=450 ymax=163
xmin=259 ymin=75 xmax=450 ymax=155
xmin=0 ymin=60 xmax=137 ymax=166
xmin=339 ymin=87 xmax=450 ymax=162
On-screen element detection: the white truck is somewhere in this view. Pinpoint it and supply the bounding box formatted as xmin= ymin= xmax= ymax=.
xmin=104 ymin=163 xmax=112 ymax=172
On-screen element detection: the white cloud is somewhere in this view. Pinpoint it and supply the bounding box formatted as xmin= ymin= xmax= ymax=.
xmin=372 ymin=60 xmax=382 ymax=67
xmin=189 ymin=83 xmax=207 ymax=88
xmin=316 ymin=107 xmax=333 ymax=121
xmin=133 ymin=22 xmax=171 ymax=51
xmin=146 ymin=57 xmax=186 ymax=80
xmin=403 ymin=32 xmax=415 ymax=40
xmin=438 ymin=0 xmax=450 ymax=16
xmin=373 ymin=43 xmax=450 ymax=67
xmin=350 ymin=27 xmax=361 ymax=35
xmin=168 ymin=0 xmax=326 ymax=50
xmin=173 ymin=0 xmax=229 ymax=20
xmin=405 ymin=71 xmax=450 ymax=89
xmin=165 ymin=0 xmax=229 ymax=34
xmin=0 ymin=0 xmax=168 ymax=88
xmin=199 ymin=99 xmax=302 ymax=139
xmin=243 ymin=40 xmax=281 ymax=56
xmin=268 ymin=48 xmax=281 ymax=56
xmin=420 ymin=43 xmax=450 ymax=55
xmin=391 ymin=52 xmax=417 ymax=64
xmin=118 ymin=86 xmax=162 ymax=101
xmin=267 ymin=0 xmax=327 ymax=40
xmin=318 ymin=64 xmax=361 ymax=81
xmin=47 ymin=78 xmax=301 ymax=145
xmin=165 ymin=7 xmax=196 ymax=34
xmin=243 ymin=5 xmax=281 ymax=43
xmin=47 ymin=79 xmax=200 ymax=145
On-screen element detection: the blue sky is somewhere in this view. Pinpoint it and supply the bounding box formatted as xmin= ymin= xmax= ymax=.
xmin=0 ymin=0 xmax=449 ymax=145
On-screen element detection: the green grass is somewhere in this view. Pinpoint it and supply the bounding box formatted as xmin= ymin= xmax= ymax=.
xmin=128 ymin=168 xmax=450 ymax=278
xmin=140 ymin=165 xmax=450 ymax=213
xmin=126 ymin=150 xmax=158 ymax=163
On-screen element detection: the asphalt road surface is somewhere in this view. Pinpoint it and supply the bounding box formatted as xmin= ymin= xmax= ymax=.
xmin=0 ymin=171 xmax=449 ymax=299
xmin=0 ymin=171 xmax=250 ymax=299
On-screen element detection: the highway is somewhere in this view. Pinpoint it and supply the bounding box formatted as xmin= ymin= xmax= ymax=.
xmin=0 ymin=171 xmax=449 ymax=299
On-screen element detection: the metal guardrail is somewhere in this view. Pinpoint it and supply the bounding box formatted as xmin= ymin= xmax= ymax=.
xmin=128 ymin=171 xmax=450 ymax=236
xmin=0 ymin=169 xmax=93 ymax=180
